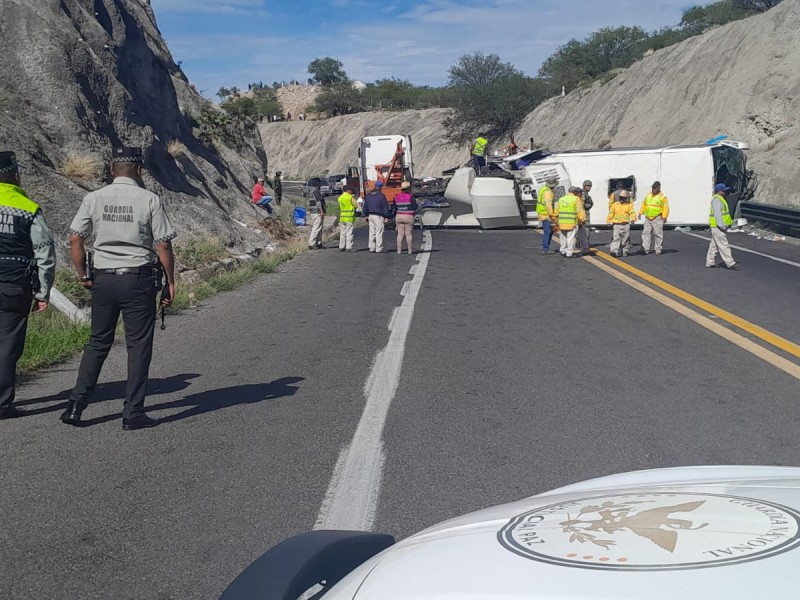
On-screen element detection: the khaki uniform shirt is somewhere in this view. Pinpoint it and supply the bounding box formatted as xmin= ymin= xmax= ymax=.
xmin=69 ymin=177 xmax=176 ymax=269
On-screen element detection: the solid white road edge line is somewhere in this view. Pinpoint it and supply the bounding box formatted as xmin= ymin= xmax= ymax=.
xmin=314 ymin=230 xmax=433 ymax=531
xmin=680 ymin=231 xmax=800 ymax=268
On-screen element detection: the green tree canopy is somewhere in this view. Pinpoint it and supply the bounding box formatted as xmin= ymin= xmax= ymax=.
xmin=312 ymin=83 xmax=366 ymax=117
xmin=735 ymin=0 xmax=783 ymax=11
xmin=307 ymin=57 xmax=349 ymax=86
xmin=445 ymin=52 xmax=548 ymax=143
xmin=538 ymin=26 xmax=649 ymax=91
xmin=681 ymin=0 xmax=752 ymax=34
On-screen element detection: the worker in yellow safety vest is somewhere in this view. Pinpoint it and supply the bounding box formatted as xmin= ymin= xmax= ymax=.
xmin=607 ymin=189 xmax=636 ymax=257
xmin=471 ymin=136 xmax=488 ymax=175
xmin=537 ymin=178 xmax=558 ymax=254
xmin=639 ymin=181 xmax=670 ymax=255
xmin=706 ymin=183 xmax=739 ymax=269
xmin=554 ymin=187 xmax=586 ymax=258
xmin=337 ymin=186 xmax=357 ymax=252
xmin=608 ymin=181 xmax=627 ymax=210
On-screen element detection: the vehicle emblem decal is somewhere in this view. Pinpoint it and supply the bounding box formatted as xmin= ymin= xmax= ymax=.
xmin=498 ymin=492 xmax=800 ymax=571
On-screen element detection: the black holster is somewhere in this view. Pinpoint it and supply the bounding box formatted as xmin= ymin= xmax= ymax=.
xmin=27 ymin=259 xmax=40 ymax=294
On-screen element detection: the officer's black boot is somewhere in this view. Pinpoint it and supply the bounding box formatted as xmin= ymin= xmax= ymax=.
xmin=60 ymin=400 xmax=86 ymax=426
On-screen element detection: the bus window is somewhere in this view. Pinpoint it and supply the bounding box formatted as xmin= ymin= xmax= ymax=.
xmin=609 ymin=177 xmax=636 ymax=200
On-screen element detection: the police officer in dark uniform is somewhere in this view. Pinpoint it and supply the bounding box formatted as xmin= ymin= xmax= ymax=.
xmin=61 ymin=147 xmax=176 ymax=430
xmin=0 ymin=151 xmax=56 ymax=420
xmin=273 ymin=171 xmax=283 ymax=206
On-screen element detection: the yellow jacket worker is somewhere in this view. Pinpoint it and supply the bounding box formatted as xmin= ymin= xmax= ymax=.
xmin=607 ymin=190 xmax=636 ymax=257
xmin=639 ymin=181 xmax=670 ymax=255
xmin=554 ymin=187 xmax=586 ymax=258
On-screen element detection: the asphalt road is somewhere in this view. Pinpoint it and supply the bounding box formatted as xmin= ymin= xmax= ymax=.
xmin=2 ymin=225 xmax=800 ymax=599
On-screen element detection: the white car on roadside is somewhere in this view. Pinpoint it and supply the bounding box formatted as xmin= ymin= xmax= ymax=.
xmin=220 ymin=465 xmax=800 ymax=599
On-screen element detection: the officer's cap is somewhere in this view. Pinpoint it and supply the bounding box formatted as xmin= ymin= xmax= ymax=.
xmin=0 ymin=151 xmax=18 ymax=174
xmin=111 ymin=146 xmax=144 ymax=164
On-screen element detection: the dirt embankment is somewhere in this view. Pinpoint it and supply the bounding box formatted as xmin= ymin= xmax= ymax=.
xmin=262 ymin=1 xmax=799 ymax=205
xmin=261 ymin=109 xmax=465 ymax=180
xmin=516 ymin=0 xmax=800 ymax=206
xmin=0 ymin=0 xmax=270 ymax=252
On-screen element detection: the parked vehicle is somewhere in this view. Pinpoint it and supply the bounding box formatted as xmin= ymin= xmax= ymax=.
xmin=220 ymin=465 xmax=800 ymax=599
xmin=346 ymin=135 xmax=415 ymax=204
xmin=302 ymin=177 xmax=331 ymax=197
xmin=440 ymin=140 xmax=752 ymax=229
xmin=327 ymin=174 xmax=346 ymax=194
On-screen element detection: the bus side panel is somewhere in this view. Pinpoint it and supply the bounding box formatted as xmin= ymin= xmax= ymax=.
xmin=659 ymin=151 xmax=713 ymax=225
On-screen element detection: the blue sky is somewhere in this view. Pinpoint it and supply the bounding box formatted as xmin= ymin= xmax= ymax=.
xmin=151 ymin=0 xmax=693 ymax=97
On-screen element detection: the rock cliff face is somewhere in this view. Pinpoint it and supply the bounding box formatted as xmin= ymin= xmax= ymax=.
xmin=263 ymin=1 xmax=799 ymax=206
xmin=516 ymin=0 xmax=800 ymax=206
xmin=0 ymin=0 xmax=269 ymax=251
xmin=260 ymin=109 xmax=463 ymax=180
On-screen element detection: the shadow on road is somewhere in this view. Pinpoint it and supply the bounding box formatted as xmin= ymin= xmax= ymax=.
xmin=74 ymin=376 xmax=305 ymax=427
xmin=153 ymin=377 xmax=305 ymax=425
xmin=17 ymin=373 xmax=202 ymax=416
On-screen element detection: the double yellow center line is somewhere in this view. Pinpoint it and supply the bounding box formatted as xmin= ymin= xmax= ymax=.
xmin=587 ymin=249 xmax=800 ymax=380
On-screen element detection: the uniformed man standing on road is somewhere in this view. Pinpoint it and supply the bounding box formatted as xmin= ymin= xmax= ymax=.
xmin=0 ymin=151 xmax=55 ymax=420
xmin=337 ymin=186 xmax=357 ymax=252
xmin=706 ymin=183 xmax=739 ymax=270
xmin=576 ymin=179 xmax=594 ymax=256
xmin=537 ymin=178 xmax=557 ymax=255
xmin=308 ymin=178 xmax=326 ymax=249
xmin=273 ymin=171 xmax=283 ymax=206
xmin=61 ymin=147 xmax=177 ymax=430
xmin=554 ymin=187 xmax=585 ymax=258
xmin=639 ymin=181 xmax=669 ymax=255
xmin=607 ymin=190 xmax=636 ymax=257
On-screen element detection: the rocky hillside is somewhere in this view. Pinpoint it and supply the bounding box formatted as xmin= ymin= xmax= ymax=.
xmin=516 ymin=0 xmax=800 ymax=206
xmin=261 ymin=109 xmax=464 ymax=179
xmin=0 ymin=0 xmax=269 ymax=253
xmin=276 ymin=84 xmax=320 ymax=119
xmin=263 ymin=1 xmax=799 ymax=206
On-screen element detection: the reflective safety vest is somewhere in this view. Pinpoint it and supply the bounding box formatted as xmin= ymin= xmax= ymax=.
xmin=557 ymin=194 xmax=578 ymax=230
xmin=0 ymin=183 xmax=39 ymax=283
xmin=472 ymin=137 xmax=488 ymax=157
xmin=709 ymin=194 xmax=733 ymax=228
xmin=338 ymin=192 xmax=356 ymax=223
xmin=537 ymin=186 xmax=554 ymax=219
xmin=643 ymin=192 xmax=667 ymax=219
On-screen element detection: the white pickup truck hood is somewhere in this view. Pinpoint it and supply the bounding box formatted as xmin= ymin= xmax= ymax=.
xmin=326 ymin=466 xmax=800 ymax=600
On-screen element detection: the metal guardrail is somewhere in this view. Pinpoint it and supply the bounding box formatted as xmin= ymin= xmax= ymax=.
xmin=739 ymin=202 xmax=800 ymax=231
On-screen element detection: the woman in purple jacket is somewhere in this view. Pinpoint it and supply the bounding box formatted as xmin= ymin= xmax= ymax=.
xmin=394 ymin=181 xmax=418 ymax=255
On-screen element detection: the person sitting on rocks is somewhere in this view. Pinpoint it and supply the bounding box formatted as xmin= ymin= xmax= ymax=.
xmin=251 ymin=177 xmax=273 ymax=215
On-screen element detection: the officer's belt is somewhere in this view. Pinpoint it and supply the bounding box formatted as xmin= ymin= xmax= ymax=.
xmin=98 ymin=266 xmax=154 ymax=275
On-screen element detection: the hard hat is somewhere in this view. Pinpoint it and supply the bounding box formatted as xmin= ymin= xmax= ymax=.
xmin=546 ymin=178 xmax=558 ymax=187
xmin=375 ymin=181 xmax=383 ymax=189
xmin=401 ymin=181 xmax=411 ymax=190
xmin=619 ymin=190 xmax=631 ymax=198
